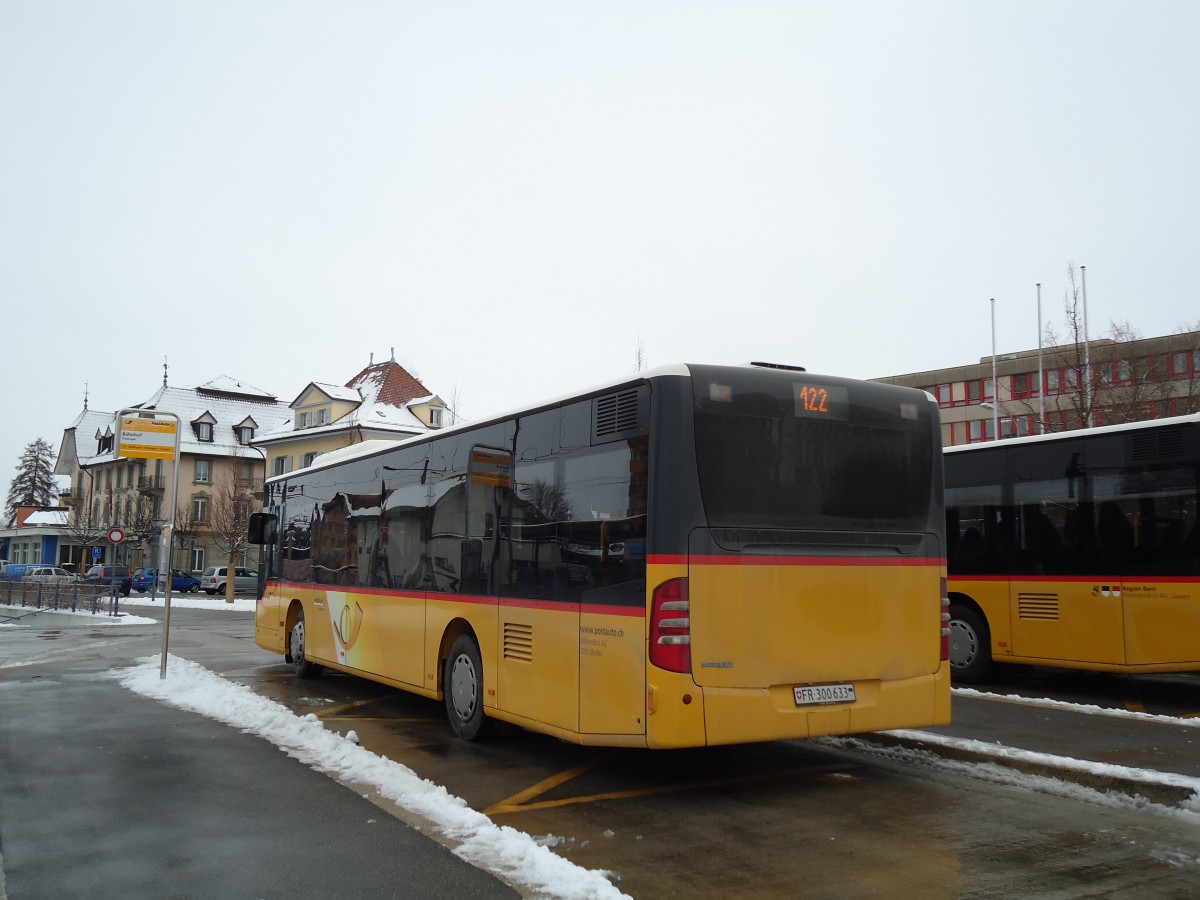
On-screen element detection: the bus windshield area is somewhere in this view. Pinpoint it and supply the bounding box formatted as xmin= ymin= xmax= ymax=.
xmin=696 ymin=381 xmax=936 ymax=532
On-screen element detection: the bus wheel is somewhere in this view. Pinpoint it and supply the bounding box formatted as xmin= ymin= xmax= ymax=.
xmin=948 ymin=603 xmax=991 ymax=684
xmin=290 ymin=608 xmax=322 ymax=680
xmin=444 ymin=634 xmax=489 ymax=741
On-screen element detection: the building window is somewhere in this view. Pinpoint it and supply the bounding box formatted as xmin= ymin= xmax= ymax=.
xmin=1045 ymin=369 xmax=1060 ymax=395
xmin=191 ymin=548 xmax=205 ymax=572
xmin=193 ymin=495 xmax=208 ymax=524
xmin=301 ymin=451 xmax=319 ymax=468
xmin=935 ymin=384 xmax=951 ymax=407
xmin=238 ymin=426 xmax=254 ymax=444
xmin=1011 ymin=373 xmax=1030 ymax=399
xmin=196 ymin=422 xmax=213 ymax=442
xmin=430 ymin=407 xmax=443 ymax=427
xmin=271 ymin=456 xmax=290 ymax=476
xmin=195 ymin=459 xmax=211 ymax=484
xmin=318 ymin=408 xmax=330 ymax=425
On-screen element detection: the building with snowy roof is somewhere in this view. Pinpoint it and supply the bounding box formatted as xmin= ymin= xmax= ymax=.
xmin=53 ymin=376 xmax=292 ymax=574
xmin=252 ymin=353 xmax=448 ymax=478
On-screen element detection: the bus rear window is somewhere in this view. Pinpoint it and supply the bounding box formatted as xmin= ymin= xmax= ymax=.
xmin=692 ymin=379 xmax=935 ymax=531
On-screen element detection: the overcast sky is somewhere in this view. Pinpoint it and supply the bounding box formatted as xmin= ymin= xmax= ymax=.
xmin=3 ymin=1 xmax=1198 ymax=502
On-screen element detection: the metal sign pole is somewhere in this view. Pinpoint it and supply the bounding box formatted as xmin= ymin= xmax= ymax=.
xmin=158 ymin=425 xmax=181 ymax=679
xmin=113 ymin=408 xmax=181 ymax=679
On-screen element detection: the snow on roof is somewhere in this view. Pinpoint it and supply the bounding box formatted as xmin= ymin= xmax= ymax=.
xmin=306 ymin=382 xmax=362 ymax=404
xmin=21 ymin=509 xmax=69 ymax=527
xmin=194 ymin=376 xmax=277 ymax=400
xmin=129 ymin=382 xmax=292 ymax=457
xmin=347 ymin=359 xmax=432 ymax=407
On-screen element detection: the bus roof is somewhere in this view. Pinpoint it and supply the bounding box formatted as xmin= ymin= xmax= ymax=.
xmin=266 ymin=361 xmax=931 ymax=484
xmin=944 ymin=410 xmax=1200 ymax=455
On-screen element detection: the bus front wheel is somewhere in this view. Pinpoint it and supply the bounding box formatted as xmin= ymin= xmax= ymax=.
xmin=948 ymin=603 xmax=991 ymax=684
xmin=444 ymin=634 xmax=490 ymax=741
xmin=290 ymin=608 xmax=322 ymax=680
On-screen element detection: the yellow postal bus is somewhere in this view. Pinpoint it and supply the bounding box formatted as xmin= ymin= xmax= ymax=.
xmin=252 ymin=363 xmax=950 ymax=747
xmin=945 ymin=413 xmax=1200 ymax=682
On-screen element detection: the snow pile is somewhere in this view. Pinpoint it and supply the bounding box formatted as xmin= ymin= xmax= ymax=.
xmin=116 ymin=655 xmax=628 ymax=899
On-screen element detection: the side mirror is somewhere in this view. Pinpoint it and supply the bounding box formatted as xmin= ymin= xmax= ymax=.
xmin=248 ymin=512 xmax=278 ymax=545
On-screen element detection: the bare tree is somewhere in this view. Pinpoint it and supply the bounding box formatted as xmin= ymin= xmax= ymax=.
xmin=447 ymin=383 xmax=465 ymax=426
xmin=521 ymin=478 xmax=570 ymax=522
xmin=634 ymin=337 xmax=646 ymax=373
xmin=207 ymin=471 xmax=256 ymax=602
xmin=172 ymin=503 xmax=201 ymax=574
xmin=60 ymin=503 xmax=107 ymax=572
xmin=124 ymin=491 xmax=164 ymax=570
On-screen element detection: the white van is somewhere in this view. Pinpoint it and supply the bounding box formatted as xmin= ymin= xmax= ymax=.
xmin=199 ymin=566 xmax=258 ymax=595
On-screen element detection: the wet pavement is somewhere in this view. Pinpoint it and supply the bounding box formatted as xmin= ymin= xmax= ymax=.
xmin=2 ymin=603 xmax=1199 ymax=898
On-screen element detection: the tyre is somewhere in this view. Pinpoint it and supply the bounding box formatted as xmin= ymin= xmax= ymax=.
xmin=948 ymin=602 xmax=991 ymax=684
xmin=444 ymin=633 xmax=490 ymax=741
xmin=188 ymin=584 xmax=199 ymax=593
xmin=289 ymin=607 xmax=322 ymax=679
xmin=217 ymin=582 xmax=227 ymax=594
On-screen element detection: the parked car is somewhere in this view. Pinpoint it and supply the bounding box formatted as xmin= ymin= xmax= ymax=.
xmin=83 ymin=564 xmax=132 ymax=596
xmin=27 ymin=566 xmax=79 ymax=584
xmin=132 ymin=567 xmax=201 ymax=593
xmin=199 ymin=566 xmax=258 ymax=595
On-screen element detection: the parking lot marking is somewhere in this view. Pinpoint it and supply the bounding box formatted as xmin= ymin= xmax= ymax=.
xmin=315 ymin=695 xmax=404 ymax=718
xmin=485 ymin=761 xmax=857 ymax=816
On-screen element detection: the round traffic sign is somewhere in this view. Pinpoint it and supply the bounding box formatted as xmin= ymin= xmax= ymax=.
xmin=108 ymin=528 xmax=125 ymax=544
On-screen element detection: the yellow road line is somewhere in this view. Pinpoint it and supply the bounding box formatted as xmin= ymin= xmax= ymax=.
xmin=485 ymin=762 xmax=856 ymax=816
xmin=317 ymin=695 xmax=404 ymax=718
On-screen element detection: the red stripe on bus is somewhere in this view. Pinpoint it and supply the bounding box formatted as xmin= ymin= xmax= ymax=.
xmin=265 ymin=581 xmax=646 ymax=614
xmin=951 ymin=575 xmax=1200 ymax=585
xmin=680 ymin=555 xmax=945 ymax=567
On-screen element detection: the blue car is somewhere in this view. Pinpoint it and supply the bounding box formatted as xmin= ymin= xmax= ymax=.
xmin=133 ymin=567 xmax=201 ymax=593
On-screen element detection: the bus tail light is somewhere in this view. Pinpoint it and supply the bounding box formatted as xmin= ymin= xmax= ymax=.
xmin=650 ymin=577 xmax=691 ymax=673
xmin=940 ymin=579 xmax=950 ymax=662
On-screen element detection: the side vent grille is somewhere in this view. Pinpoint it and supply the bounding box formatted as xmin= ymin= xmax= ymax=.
xmin=503 ymin=622 xmax=533 ymax=663
xmin=593 ymin=388 xmax=643 ymax=441
xmin=1018 ymin=593 xmax=1060 ymax=620
xmin=1131 ymin=427 xmax=1185 ymax=462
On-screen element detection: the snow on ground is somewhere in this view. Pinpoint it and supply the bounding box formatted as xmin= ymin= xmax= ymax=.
xmin=122 ymin=594 xmax=256 ymax=612
xmin=953 ymin=686 xmax=1200 ymax=729
xmin=820 ymin=733 xmax=1200 ymax=826
xmin=117 ymin=655 xmax=629 ymax=900
xmin=0 ymin=601 xmax=156 ymax=625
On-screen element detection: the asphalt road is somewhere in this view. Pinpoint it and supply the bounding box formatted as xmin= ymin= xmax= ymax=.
xmin=3 ymin=603 xmax=1199 ymax=898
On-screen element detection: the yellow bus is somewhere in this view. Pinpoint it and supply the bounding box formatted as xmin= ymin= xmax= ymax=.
xmin=252 ymin=363 xmax=950 ymax=747
xmin=945 ymin=413 xmax=1200 ymax=682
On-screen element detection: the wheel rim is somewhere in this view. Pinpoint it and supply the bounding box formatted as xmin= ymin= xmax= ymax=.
xmin=449 ymin=652 xmax=478 ymax=721
xmin=948 ymin=619 xmax=978 ymax=669
xmin=291 ymin=619 xmax=306 ymax=663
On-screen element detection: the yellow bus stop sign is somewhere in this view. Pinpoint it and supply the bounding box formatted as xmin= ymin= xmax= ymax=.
xmin=117 ymin=416 xmax=178 ymax=460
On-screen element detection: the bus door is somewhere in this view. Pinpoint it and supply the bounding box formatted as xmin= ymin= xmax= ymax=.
xmin=1104 ymin=460 xmax=1200 ymax=666
xmin=1008 ymin=455 xmax=1126 ymax=665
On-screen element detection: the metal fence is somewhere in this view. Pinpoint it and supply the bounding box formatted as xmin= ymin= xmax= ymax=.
xmin=0 ymin=580 xmax=125 ymax=616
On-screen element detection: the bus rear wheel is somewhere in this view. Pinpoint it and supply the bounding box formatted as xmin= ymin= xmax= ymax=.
xmin=444 ymin=634 xmax=490 ymax=741
xmin=948 ymin=603 xmax=991 ymax=684
xmin=290 ymin=608 xmax=322 ymax=679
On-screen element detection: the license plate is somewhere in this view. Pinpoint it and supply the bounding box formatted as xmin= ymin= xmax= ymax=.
xmin=793 ymin=683 xmax=856 ymax=707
